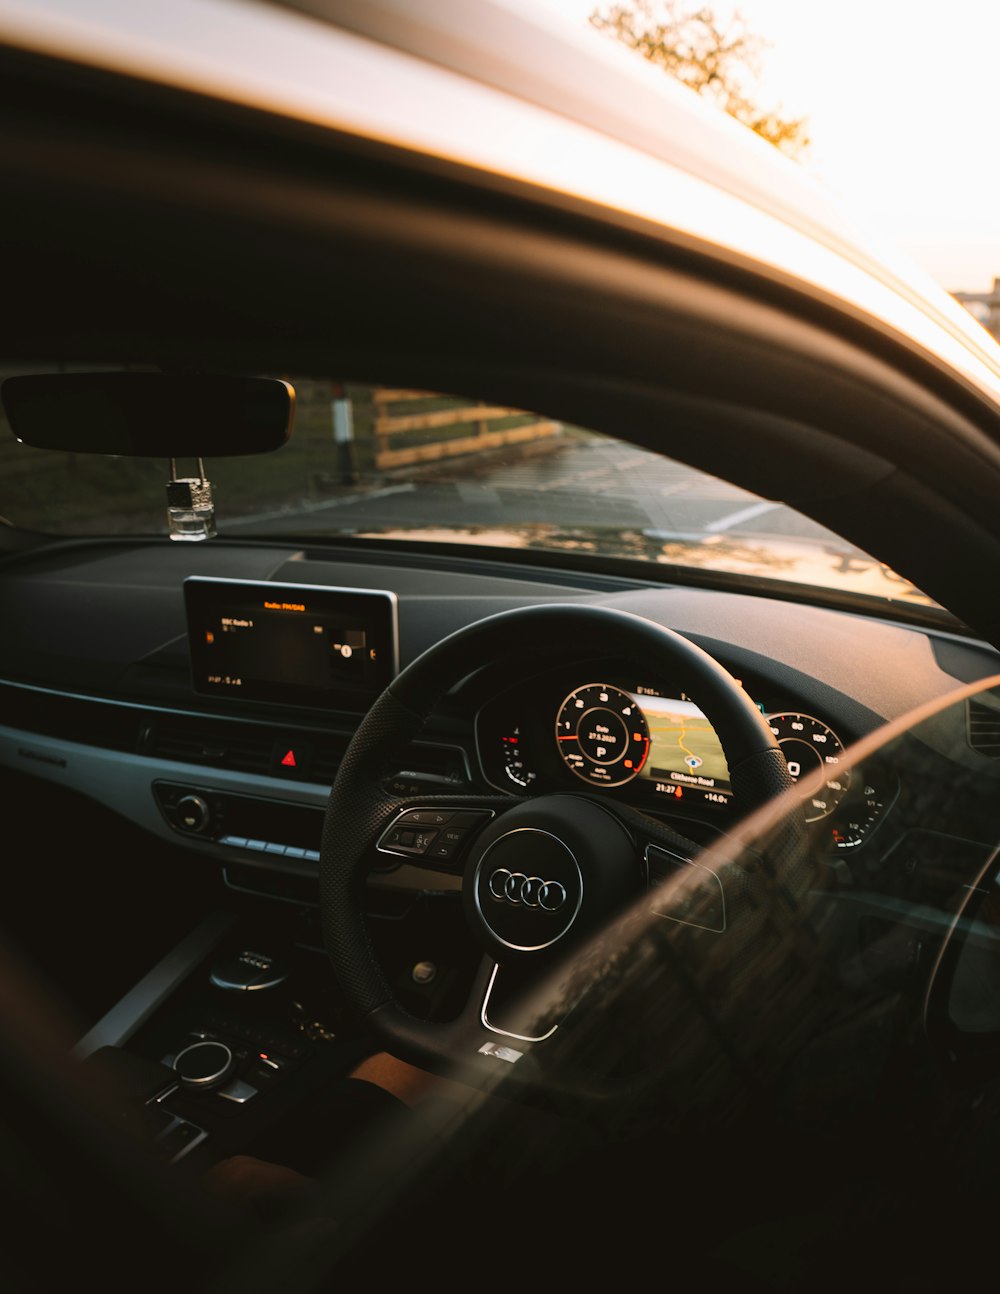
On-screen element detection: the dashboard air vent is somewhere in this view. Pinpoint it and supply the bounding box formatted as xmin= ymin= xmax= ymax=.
xmin=311 ymin=738 xmax=467 ymax=787
xmin=137 ymin=716 xmax=467 ymax=787
xmin=967 ymin=699 xmax=1000 ymax=759
xmin=139 ymin=720 xmax=274 ymax=774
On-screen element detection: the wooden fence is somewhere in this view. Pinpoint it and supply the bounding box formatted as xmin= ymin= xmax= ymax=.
xmin=371 ymin=389 xmax=561 ymax=470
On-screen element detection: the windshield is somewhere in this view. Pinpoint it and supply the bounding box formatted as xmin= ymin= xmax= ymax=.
xmin=0 ymin=374 xmax=937 ymax=614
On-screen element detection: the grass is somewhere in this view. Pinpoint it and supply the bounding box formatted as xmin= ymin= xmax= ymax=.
xmin=0 ymin=379 xmax=567 ymax=535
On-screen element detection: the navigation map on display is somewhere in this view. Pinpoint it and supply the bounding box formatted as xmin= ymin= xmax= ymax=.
xmin=637 ymin=694 xmax=732 ymax=794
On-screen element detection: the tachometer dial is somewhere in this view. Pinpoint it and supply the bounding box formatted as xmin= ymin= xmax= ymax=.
xmin=766 ymin=712 xmax=849 ymax=822
xmin=556 ymin=683 xmax=650 ymax=787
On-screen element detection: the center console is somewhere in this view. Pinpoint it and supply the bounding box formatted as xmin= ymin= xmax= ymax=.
xmin=76 ymin=880 xmax=479 ymax=1173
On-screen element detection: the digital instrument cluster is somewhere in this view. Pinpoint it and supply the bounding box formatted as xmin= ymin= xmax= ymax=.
xmin=477 ymin=671 xmax=895 ymax=852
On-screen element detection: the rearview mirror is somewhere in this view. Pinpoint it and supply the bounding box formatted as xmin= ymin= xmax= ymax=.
xmin=1 ymin=372 xmax=294 ymax=456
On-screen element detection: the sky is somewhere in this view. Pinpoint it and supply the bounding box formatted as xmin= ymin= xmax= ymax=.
xmin=540 ymin=0 xmax=1000 ymax=295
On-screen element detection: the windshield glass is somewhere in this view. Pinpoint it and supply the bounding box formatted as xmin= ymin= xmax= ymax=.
xmin=0 ymin=373 xmax=937 ymax=613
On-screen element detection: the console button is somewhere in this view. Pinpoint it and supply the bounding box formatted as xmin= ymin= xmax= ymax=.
xmin=156 ymin=1119 xmax=207 ymax=1163
xmin=271 ymin=739 xmax=313 ymax=778
xmin=217 ymin=1078 xmax=258 ymax=1104
xmin=173 ymin=1040 xmax=235 ymax=1091
xmin=175 ymin=794 xmax=211 ymax=833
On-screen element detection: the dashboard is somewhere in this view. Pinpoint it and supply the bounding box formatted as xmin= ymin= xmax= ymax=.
xmin=6 ymin=535 xmax=1000 ymax=1072
xmin=0 ymin=536 xmax=998 ymax=902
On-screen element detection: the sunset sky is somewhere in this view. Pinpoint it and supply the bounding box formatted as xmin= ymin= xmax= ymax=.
xmin=542 ymin=0 xmax=1000 ymax=295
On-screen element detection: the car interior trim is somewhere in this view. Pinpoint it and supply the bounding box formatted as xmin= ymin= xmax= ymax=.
xmin=74 ymin=911 xmax=237 ymax=1060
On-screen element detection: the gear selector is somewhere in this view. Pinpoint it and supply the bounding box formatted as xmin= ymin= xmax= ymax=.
xmin=209 ymin=949 xmax=290 ymax=993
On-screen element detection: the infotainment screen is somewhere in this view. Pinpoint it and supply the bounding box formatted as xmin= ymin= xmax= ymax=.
xmin=184 ymin=577 xmax=398 ymax=708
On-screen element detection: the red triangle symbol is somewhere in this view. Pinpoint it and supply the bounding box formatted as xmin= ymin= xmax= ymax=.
xmin=281 ymin=749 xmax=297 ymax=767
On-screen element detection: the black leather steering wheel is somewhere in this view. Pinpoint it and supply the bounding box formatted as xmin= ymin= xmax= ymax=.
xmin=319 ymin=604 xmax=793 ymax=1083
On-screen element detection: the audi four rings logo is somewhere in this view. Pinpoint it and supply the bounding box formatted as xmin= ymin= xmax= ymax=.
xmin=487 ymin=868 xmax=567 ymax=912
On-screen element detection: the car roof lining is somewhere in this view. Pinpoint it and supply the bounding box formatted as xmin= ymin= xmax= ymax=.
xmin=3 ymin=43 xmax=1000 ymax=642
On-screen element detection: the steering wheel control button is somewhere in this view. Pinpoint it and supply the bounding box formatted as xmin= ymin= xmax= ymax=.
xmin=398 ymin=809 xmax=453 ymax=826
xmin=474 ymin=828 xmax=582 ymax=951
xmin=380 ymin=826 xmax=437 ymax=855
xmin=646 ymin=844 xmax=726 ymax=933
xmin=378 ymin=807 xmax=494 ymax=865
xmin=442 ymin=812 xmax=487 ymax=836
xmin=173 ymin=1040 xmax=236 ymax=1091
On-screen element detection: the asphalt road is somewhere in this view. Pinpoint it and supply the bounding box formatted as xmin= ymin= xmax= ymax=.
xmin=224 ymin=432 xmax=848 ymax=550
xmin=219 ymin=432 xmax=936 ymax=604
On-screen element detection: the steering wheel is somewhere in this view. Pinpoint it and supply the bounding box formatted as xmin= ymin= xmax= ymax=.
xmin=319 ymin=604 xmax=793 ymax=1085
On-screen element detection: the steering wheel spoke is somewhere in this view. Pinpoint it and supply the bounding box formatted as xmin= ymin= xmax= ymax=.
xmin=608 ymin=801 xmax=727 ymax=933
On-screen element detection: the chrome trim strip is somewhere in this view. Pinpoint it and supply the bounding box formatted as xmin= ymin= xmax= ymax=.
xmin=480 ymin=962 xmax=558 ymax=1043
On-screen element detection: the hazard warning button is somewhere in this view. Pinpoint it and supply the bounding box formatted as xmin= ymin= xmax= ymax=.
xmin=271 ymin=739 xmax=312 ymax=778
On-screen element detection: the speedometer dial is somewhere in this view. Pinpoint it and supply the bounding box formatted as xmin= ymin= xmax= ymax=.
xmin=556 ymin=683 xmax=650 ymax=787
xmin=767 ymin=712 xmax=849 ymax=822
